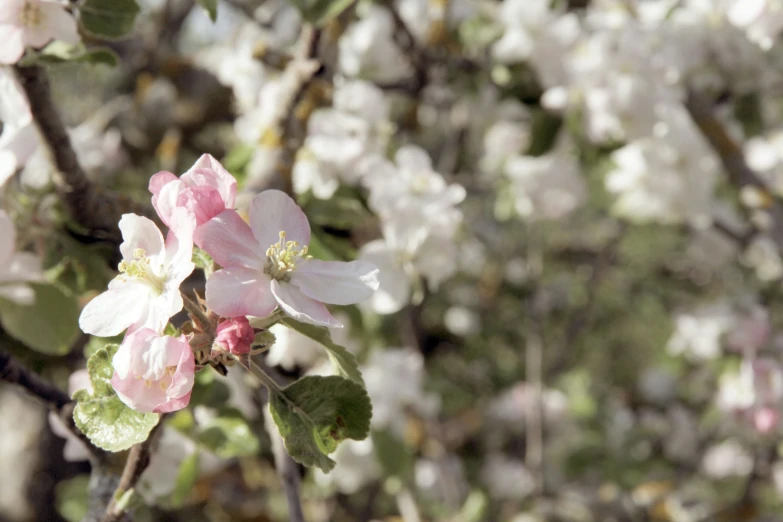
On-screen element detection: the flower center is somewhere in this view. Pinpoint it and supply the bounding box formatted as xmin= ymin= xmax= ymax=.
xmin=19 ymin=1 xmax=44 ymax=28
xmin=118 ymin=248 xmax=166 ymax=294
xmin=265 ymin=230 xmax=311 ymax=281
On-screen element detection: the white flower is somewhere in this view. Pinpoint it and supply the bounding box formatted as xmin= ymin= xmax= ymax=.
xmin=0 ymin=210 xmax=42 ymax=305
xmin=266 ymin=323 xmax=325 ymax=371
xmin=742 ymin=236 xmax=783 ymax=281
xmin=314 ymin=438 xmax=380 ymax=494
xmin=701 ymin=439 xmax=753 ymax=478
xmin=79 ymin=214 xmax=195 ymax=336
xmin=0 ymin=0 xmax=80 ymax=65
xmin=0 ymin=66 xmax=37 ymax=188
xmin=667 ymin=302 xmax=735 ymax=361
xmin=504 ymin=150 xmax=586 ymax=221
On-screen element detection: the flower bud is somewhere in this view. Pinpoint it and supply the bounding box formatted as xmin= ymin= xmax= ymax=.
xmin=214 ymin=316 xmax=254 ymax=355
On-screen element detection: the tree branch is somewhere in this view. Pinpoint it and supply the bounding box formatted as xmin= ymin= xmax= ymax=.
xmin=13 ymin=65 xmax=130 ymax=243
xmin=100 ymin=418 xmax=166 ymax=522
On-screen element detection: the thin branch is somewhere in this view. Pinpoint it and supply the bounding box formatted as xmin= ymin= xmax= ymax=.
xmin=13 ymin=65 xmax=128 ymax=243
xmin=101 ymin=418 xmax=166 ymax=522
xmin=685 ymin=90 xmax=783 ymax=251
xmin=0 ymin=348 xmax=107 ymax=463
xmin=181 ymin=290 xmax=216 ymax=336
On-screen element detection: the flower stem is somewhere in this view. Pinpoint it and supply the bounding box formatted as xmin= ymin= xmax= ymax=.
xmin=181 ymin=291 xmax=215 ymax=336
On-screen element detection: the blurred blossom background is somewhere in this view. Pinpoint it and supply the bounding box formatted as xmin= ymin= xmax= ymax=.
xmin=10 ymin=0 xmax=783 ymax=521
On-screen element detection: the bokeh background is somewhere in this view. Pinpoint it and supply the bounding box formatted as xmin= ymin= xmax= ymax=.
xmin=5 ymin=0 xmax=783 ymax=521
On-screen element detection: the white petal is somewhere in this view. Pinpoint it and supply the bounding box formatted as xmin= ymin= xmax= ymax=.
xmin=290 ymin=259 xmax=379 ymax=305
xmin=0 ymin=283 xmax=34 ymax=305
xmin=359 ymin=240 xmax=410 ymax=315
xmin=205 ymin=267 xmax=277 ymax=318
xmin=248 ymin=190 xmax=310 ymax=249
xmin=163 ymin=229 xmax=195 ymax=286
xmin=271 ymin=279 xmax=342 ymax=328
xmin=118 ymin=214 xmax=165 ymax=261
xmin=79 ymin=283 xmax=150 ymax=337
xmin=39 ymin=2 xmax=80 ymax=44
xmin=194 ymin=210 xmax=264 ymax=269
xmin=0 ymin=210 xmax=15 ymax=266
xmin=0 ymin=252 xmax=43 ymax=284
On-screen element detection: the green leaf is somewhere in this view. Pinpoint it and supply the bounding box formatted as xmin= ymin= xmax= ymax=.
xmin=196 ymin=408 xmax=260 ymax=458
xmin=195 ymin=0 xmax=218 ymax=21
xmin=288 ymin=0 xmax=353 ymax=26
xmin=192 ymin=247 xmax=214 ymax=278
xmin=305 ymin=197 xmax=371 ymax=230
xmin=78 ymin=0 xmax=141 ymax=39
xmin=170 ymin=452 xmax=199 ymax=507
xmin=189 ymin=370 xmax=231 ymax=408
xmin=268 ymin=375 xmax=372 ymax=472
xmin=72 ymin=344 xmax=160 ymax=452
xmin=371 ymin=430 xmax=413 ymax=478
xmin=280 ymin=317 xmax=364 ymax=385
xmin=28 ymin=42 xmax=119 ymax=66
xmin=55 ymin=475 xmax=90 ymax=522
xmin=0 ymin=283 xmax=81 ymax=355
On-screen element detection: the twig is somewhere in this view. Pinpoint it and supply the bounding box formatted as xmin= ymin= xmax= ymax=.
xmin=181 ymin=290 xmax=215 ymax=336
xmin=100 ymin=418 xmax=166 ymax=522
xmin=13 ymin=66 xmax=126 ymax=243
xmin=685 ymin=90 xmax=783 ymax=251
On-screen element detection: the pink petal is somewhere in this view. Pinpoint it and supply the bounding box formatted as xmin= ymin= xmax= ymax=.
xmin=79 ymin=283 xmax=149 ymax=337
xmin=167 ymin=339 xmax=195 ymax=398
xmin=149 ymin=171 xmax=177 ymax=195
xmin=153 ymin=391 xmax=192 ymax=413
xmin=163 ymin=229 xmax=195 ymax=286
xmin=118 ymin=214 xmax=165 ymax=261
xmin=290 ymin=258 xmax=379 ymax=305
xmin=177 ymin=186 xmax=227 ymax=227
xmin=205 ymin=267 xmax=277 ymax=318
xmin=248 ymin=190 xmax=310 ymax=250
xmin=39 ymin=2 xmax=80 ymax=44
xmin=0 ymin=211 xmax=15 ymax=266
xmin=183 ymin=154 xmax=237 ymax=208
xmin=112 ymin=372 xmax=168 ymax=413
xmin=152 ymin=179 xmax=184 ymax=229
xmin=271 ymin=279 xmax=342 ymax=328
xmin=0 ymin=25 xmax=25 ymax=65
xmin=194 ymin=210 xmax=264 ymax=269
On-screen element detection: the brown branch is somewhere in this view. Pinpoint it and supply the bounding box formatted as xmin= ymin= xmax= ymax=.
xmin=101 ymin=418 xmax=166 ymax=522
xmin=13 ymin=65 xmax=126 ymax=243
xmin=0 ymin=349 xmax=107 ymax=463
xmin=685 ymin=90 xmax=783 ymax=250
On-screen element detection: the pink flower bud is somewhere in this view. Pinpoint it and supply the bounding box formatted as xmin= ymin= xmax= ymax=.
xmin=753 ymin=407 xmax=780 ymax=434
xmin=214 ymin=316 xmax=255 ymax=355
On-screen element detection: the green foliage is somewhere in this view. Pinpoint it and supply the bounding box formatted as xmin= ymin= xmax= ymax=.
xmin=78 ymin=0 xmax=141 ymax=39
xmin=288 ymin=0 xmax=354 ymax=26
xmin=268 ymin=375 xmax=372 ymax=472
xmin=196 ymin=408 xmax=261 ymax=458
xmin=281 ymin=317 xmax=364 ymax=385
xmin=372 ymin=429 xmax=413 ymax=479
xmin=55 ymin=475 xmax=90 ymax=522
xmin=0 ymin=283 xmax=80 ymax=355
xmin=195 ymin=0 xmax=218 ymax=21
xmin=169 ymin=453 xmax=200 ymax=507
xmin=22 ymin=42 xmax=119 ymax=66
xmin=189 ymin=370 xmax=231 ymax=408
xmin=305 ymin=196 xmax=372 ymax=230
xmin=72 ymin=344 xmax=160 ymax=452
xmin=192 ymin=247 xmax=215 ymax=278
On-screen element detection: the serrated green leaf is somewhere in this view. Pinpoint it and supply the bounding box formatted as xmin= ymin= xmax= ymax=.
xmin=170 ymin=452 xmax=199 ymax=507
xmin=289 ymin=0 xmax=353 ymax=26
xmin=196 ymin=408 xmax=260 ymax=458
xmin=268 ymin=375 xmax=372 ymax=472
xmin=0 ymin=283 xmax=80 ymax=355
xmin=78 ymin=0 xmax=141 ymax=39
xmin=280 ymin=317 xmax=364 ymax=386
xmin=72 ymin=344 xmax=160 ymax=452
xmin=195 ymin=0 xmax=218 ymax=21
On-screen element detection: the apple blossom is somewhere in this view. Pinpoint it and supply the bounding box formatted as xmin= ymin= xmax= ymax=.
xmin=195 ymin=190 xmax=379 ymax=327
xmin=0 ymin=210 xmax=42 ymax=305
xmin=214 ymin=316 xmax=255 ymax=356
xmin=0 ymin=67 xmax=37 ymax=187
xmin=79 ymin=214 xmax=194 ymax=337
xmin=111 ymin=328 xmax=195 ymax=413
xmin=0 ymin=0 xmax=80 ymax=65
xmin=149 ymin=154 xmax=237 ymax=240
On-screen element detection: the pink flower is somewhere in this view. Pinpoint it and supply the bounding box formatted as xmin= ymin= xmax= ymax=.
xmin=79 ymin=214 xmax=194 ymax=337
xmin=195 ymin=190 xmax=379 ymax=327
xmin=149 ymin=154 xmax=237 ymax=243
xmin=752 ymin=407 xmax=780 ymax=434
xmin=111 ymin=328 xmax=195 ymax=414
xmin=0 ymin=0 xmax=80 ymax=65
xmin=214 ymin=316 xmax=255 ymax=355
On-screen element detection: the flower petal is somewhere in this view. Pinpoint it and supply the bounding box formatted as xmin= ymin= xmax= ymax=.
xmin=0 ymin=26 xmax=25 ymax=65
xmin=205 ymin=267 xmax=276 ymax=318
xmin=177 ymin=186 xmax=227 ymax=227
xmin=0 ymin=210 xmax=15 ymax=266
xmin=163 ymin=229 xmax=195 ymax=286
xmin=183 ymin=153 xmax=237 ymax=208
xmin=359 ymin=239 xmax=410 ymax=314
xmin=149 ymin=171 xmax=177 ymax=195
xmin=0 ymin=283 xmax=34 ymax=305
xmin=290 ymin=258 xmax=379 ymax=305
xmin=118 ymin=214 xmax=165 ymax=261
xmin=0 ymin=252 xmax=43 ymax=284
xmin=194 ymin=210 xmax=264 ymax=269
xmin=39 ymin=2 xmax=80 ymax=44
xmin=248 ymin=190 xmax=310 ymax=249
xmin=79 ymin=282 xmax=150 ymax=337
xmin=271 ymin=280 xmax=342 ymax=328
